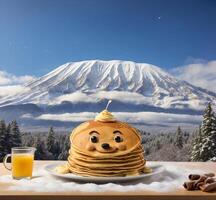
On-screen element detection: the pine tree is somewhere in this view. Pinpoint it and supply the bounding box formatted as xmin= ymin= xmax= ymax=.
xmin=11 ymin=120 xmax=22 ymax=147
xmin=184 ymin=132 xmax=190 ymax=143
xmin=210 ymin=114 xmax=216 ymax=161
xmin=191 ymin=125 xmax=203 ymax=161
xmin=35 ymin=137 xmax=51 ymax=160
xmin=156 ymin=140 xmax=161 ymax=150
xmin=25 ymin=135 xmax=35 ymax=147
xmin=5 ymin=123 xmax=13 ymax=154
xmin=174 ymin=126 xmax=183 ymax=149
xmin=200 ymin=103 xmax=216 ymax=161
xmin=53 ymin=140 xmax=61 ymax=159
xmin=46 ymin=127 xmax=55 ymax=156
xmin=58 ymin=135 xmax=70 ymax=160
xmin=0 ymin=120 xmax=7 ymax=160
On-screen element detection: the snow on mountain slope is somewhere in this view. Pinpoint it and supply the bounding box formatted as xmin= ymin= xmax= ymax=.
xmin=0 ymin=60 xmax=215 ymax=110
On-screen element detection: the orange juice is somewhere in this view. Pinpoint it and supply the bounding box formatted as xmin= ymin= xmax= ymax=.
xmin=12 ymin=154 xmax=34 ymax=179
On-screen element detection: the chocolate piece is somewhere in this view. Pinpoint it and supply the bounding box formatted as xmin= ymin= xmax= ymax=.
xmin=184 ymin=172 xmax=216 ymax=193
xmin=184 ymin=176 xmax=209 ymax=190
xmin=204 ymin=173 xmax=215 ymax=178
xmin=189 ymin=174 xmax=200 ymax=180
xmin=197 ymin=182 xmax=205 ymax=189
xmin=205 ymin=177 xmax=216 ymax=184
xmin=183 ymin=181 xmax=196 ymax=190
xmin=194 ymin=175 xmax=208 ymax=188
xmin=200 ymin=182 xmax=216 ymax=192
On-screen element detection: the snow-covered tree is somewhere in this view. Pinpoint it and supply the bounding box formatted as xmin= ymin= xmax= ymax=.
xmin=5 ymin=123 xmax=13 ymax=154
xmin=200 ymin=103 xmax=216 ymax=161
xmin=210 ymin=113 xmax=216 ymax=161
xmin=174 ymin=126 xmax=183 ymax=149
xmin=0 ymin=120 xmax=8 ymax=160
xmin=53 ymin=140 xmax=61 ymax=159
xmin=46 ymin=126 xmax=55 ymax=154
xmin=191 ymin=125 xmax=202 ymax=161
xmin=58 ymin=135 xmax=70 ymax=160
xmin=11 ymin=120 xmax=22 ymax=147
xmin=191 ymin=103 xmax=216 ymax=161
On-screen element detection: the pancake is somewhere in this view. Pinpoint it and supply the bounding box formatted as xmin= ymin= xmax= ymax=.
xmin=69 ymin=146 xmax=144 ymax=160
xmin=70 ymin=121 xmax=141 ymax=158
xmin=68 ymin=156 xmax=145 ymax=169
xmin=55 ymin=106 xmax=150 ymax=177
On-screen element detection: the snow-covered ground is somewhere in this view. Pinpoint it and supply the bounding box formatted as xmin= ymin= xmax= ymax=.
xmin=0 ymin=162 xmax=204 ymax=193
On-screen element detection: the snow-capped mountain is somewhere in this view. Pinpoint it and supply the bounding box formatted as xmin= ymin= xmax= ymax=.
xmin=0 ymin=60 xmax=216 ymax=130
xmin=0 ymin=60 xmax=215 ymax=110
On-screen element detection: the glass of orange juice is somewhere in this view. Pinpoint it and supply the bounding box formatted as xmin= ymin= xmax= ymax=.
xmin=3 ymin=147 xmax=36 ymax=179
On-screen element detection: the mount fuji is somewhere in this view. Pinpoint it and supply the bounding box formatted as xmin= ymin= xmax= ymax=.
xmin=0 ymin=60 xmax=215 ymax=130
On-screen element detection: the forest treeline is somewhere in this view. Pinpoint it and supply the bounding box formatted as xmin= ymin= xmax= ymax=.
xmin=0 ymin=122 xmax=70 ymax=161
xmin=0 ymin=103 xmax=215 ymax=162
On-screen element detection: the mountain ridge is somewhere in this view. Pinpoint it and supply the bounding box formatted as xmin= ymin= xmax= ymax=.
xmin=0 ymin=60 xmax=215 ymax=110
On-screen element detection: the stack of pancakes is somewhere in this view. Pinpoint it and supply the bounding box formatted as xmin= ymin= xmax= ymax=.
xmin=54 ymin=108 xmax=150 ymax=177
xmin=65 ymin=107 xmax=150 ymax=177
xmin=67 ymin=142 xmax=146 ymax=177
xmin=53 ymin=107 xmax=151 ymax=177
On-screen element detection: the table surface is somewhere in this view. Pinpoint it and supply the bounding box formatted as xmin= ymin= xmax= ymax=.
xmin=0 ymin=161 xmax=216 ymax=200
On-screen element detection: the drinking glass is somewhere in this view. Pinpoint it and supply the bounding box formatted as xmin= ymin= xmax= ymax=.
xmin=3 ymin=147 xmax=36 ymax=179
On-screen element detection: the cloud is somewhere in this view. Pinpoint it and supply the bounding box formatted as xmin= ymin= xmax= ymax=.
xmin=49 ymin=91 xmax=150 ymax=105
xmin=30 ymin=112 xmax=202 ymax=126
xmin=50 ymin=92 xmax=94 ymax=104
xmin=0 ymin=85 xmax=30 ymax=97
xmin=91 ymin=91 xmax=148 ymax=105
xmin=0 ymin=70 xmax=35 ymax=98
xmin=172 ymin=60 xmax=216 ymax=93
xmin=0 ymin=70 xmax=35 ymax=86
xmin=34 ymin=112 xmax=97 ymax=122
xmin=47 ymin=90 xmax=207 ymax=111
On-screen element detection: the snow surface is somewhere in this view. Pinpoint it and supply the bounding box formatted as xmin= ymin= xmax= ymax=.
xmin=0 ymin=163 xmax=204 ymax=193
xmin=0 ymin=60 xmax=215 ymax=110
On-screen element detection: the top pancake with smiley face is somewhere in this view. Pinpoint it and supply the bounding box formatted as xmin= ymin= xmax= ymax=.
xmin=70 ymin=119 xmax=141 ymax=158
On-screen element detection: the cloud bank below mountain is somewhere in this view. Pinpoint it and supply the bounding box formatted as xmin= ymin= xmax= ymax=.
xmin=22 ymin=111 xmax=202 ymax=127
xmin=172 ymin=60 xmax=216 ymax=93
xmin=49 ymin=91 xmax=150 ymax=105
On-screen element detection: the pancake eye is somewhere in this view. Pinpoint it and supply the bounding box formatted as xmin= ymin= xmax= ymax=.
xmin=114 ymin=135 xmax=123 ymax=143
xmin=90 ymin=135 xmax=98 ymax=143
